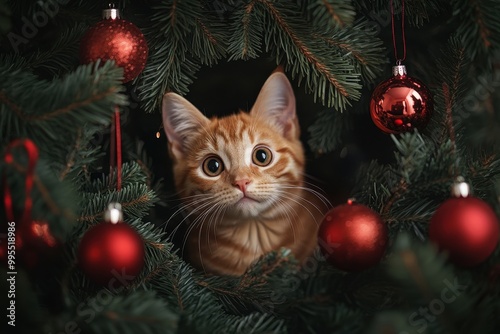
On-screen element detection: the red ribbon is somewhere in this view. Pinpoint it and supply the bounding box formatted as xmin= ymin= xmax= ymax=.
xmin=110 ymin=106 xmax=122 ymax=191
xmin=3 ymin=139 xmax=39 ymax=226
xmin=391 ymin=0 xmax=406 ymax=64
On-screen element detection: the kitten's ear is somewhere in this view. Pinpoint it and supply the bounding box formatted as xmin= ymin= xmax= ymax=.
xmin=250 ymin=71 xmax=299 ymax=140
xmin=162 ymin=92 xmax=210 ymax=159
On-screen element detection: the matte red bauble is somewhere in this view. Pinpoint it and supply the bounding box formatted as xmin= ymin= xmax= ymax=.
xmin=430 ymin=196 xmax=499 ymax=267
xmin=80 ymin=9 xmax=148 ymax=83
xmin=78 ymin=203 xmax=144 ymax=285
xmin=370 ymin=65 xmax=433 ymax=134
xmin=318 ymin=201 xmax=388 ymax=272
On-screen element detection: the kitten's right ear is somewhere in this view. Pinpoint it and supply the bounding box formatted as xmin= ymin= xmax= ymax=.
xmin=162 ymin=92 xmax=209 ymax=159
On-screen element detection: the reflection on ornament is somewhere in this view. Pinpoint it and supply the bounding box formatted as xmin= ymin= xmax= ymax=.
xmin=370 ymin=65 xmax=433 ymax=134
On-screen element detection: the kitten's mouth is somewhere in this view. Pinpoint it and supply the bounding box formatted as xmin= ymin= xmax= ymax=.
xmin=236 ymin=195 xmax=259 ymax=204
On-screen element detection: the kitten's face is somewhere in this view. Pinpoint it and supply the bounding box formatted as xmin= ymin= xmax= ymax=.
xmin=162 ymin=71 xmax=304 ymax=221
xmin=177 ymin=113 xmax=303 ymax=219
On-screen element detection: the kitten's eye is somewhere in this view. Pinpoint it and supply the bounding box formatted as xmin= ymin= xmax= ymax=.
xmin=252 ymin=146 xmax=273 ymax=166
xmin=202 ymin=156 xmax=224 ymax=176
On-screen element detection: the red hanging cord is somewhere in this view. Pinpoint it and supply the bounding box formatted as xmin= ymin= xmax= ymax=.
xmin=391 ymin=0 xmax=406 ymax=64
xmin=110 ymin=106 xmax=122 ymax=191
xmin=3 ymin=139 xmax=39 ymax=225
xmin=114 ymin=106 xmax=122 ymax=191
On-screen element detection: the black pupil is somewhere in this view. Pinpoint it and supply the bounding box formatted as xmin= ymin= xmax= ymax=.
xmin=207 ymin=159 xmax=220 ymax=173
xmin=256 ymin=149 xmax=267 ymax=163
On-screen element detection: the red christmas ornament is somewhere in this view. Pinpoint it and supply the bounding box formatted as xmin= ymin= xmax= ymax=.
xmin=2 ymin=139 xmax=59 ymax=268
xmin=429 ymin=179 xmax=500 ymax=267
xmin=17 ymin=220 xmax=58 ymax=268
xmin=1 ymin=220 xmax=59 ymax=268
xmin=80 ymin=8 xmax=148 ymax=83
xmin=78 ymin=222 xmax=144 ymax=284
xmin=318 ymin=200 xmax=388 ymax=272
xmin=370 ymin=65 xmax=433 ymax=134
xmin=78 ymin=203 xmax=144 ymax=285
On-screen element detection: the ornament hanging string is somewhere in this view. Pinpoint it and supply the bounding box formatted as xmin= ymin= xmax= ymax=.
xmin=110 ymin=106 xmax=123 ymax=191
xmin=391 ymin=0 xmax=406 ymax=64
xmin=3 ymin=139 xmax=39 ymax=225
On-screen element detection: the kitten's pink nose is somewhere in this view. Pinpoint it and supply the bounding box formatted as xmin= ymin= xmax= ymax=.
xmin=233 ymin=179 xmax=251 ymax=193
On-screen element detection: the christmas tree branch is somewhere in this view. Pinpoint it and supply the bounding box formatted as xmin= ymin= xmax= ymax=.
xmin=257 ymin=0 xmax=348 ymax=98
xmin=196 ymin=18 xmax=218 ymax=46
xmin=301 ymin=0 xmax=356 ymax=29
xmin=380 ymin=179 xmax=408 ymax=217
xmin=0 ymin=90 xmax=22 ymax=114
xmin=78 ymin=193 xmax=153 ymax=223
xmin=451 ymin=0 xmax=500 ymax=63
xmin=59 ymin=128 xmax=82 ymax=181
xmin=471 ymin=0 xmax=493 ymax=49
xmin=315 ymin=33 xmax=366 ymax=66
xmin=320 ymin=0 xmax=348 ymax=27
xmin=22 ymin=88 xmax=118 ymax=122
xmin=138 ymin=0 xmax=226 ymax=112
xmin=239 ymin=1 xmax=258 ymax=59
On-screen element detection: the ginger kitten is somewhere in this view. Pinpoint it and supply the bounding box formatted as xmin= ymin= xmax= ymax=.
xmin=162 ymin=71 xmax=327 ymax=276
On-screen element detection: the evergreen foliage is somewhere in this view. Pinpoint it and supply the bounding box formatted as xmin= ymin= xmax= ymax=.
xmin=0 ymin=1 xmax=500 ymax=333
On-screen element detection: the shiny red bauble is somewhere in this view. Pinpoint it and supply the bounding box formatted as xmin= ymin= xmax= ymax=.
xmin=370 ymin=65 xmax=433 ymax=134
xmin=78 ymin=222 xmax=144 ymax=285
xmin=318 ymin=202 xmax=388 ymax=272
xmin=429 ymin=197 xmax=500 ymax=267
xmin=80 ymin=18 xmax=148 ymax=83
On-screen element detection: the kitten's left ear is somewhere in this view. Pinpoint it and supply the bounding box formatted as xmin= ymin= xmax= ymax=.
xmin=250 ymin=71 xmax=299 ymax=140
xmin=162 ymin=92 xmax=210 ymax=160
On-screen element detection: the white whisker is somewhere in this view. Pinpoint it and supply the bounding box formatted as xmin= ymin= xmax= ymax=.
xmin=162 ymin=195 xmax=215 ymax=238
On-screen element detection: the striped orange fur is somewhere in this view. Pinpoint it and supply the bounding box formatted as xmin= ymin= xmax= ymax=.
xmin=162 ymin=70 xmax=328 ymax=276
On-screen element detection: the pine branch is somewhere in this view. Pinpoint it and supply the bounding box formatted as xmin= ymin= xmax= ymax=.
xmin=63 ymin=291 xmax=179 ymax=334
xmin=426 ymin=38 xmax=470 ymax=147
xmin=80 ymin=160 xmax=151 ymax=194
xmin=79 ymin=184 xmax=157 ymax=224
xmin=452 ymin=0 xmax=500 ymax=64
xmin=379 ymin=234 xmax=478 ymax=334
xmin=126 ymin=139 xmax=168 ymax=207
xmin=199 ymin=249 xmax=301 ymax=315
xmin=352 ymin=133 xmax=460 ymax=240
xmin=315 ymin=19 xmax=387 ymax=84
xmin=138 ymin=0 xmax=228 ymax=113
xmin=301 ymin=0 xmax=356 ymax=29
xmin=148 ymin=255 xmax=285 ymax=333
xmin=308 ymin=109 xmax=352 ymax=154
xmin=229 ymin=0 xmax=361 ymax=110
xmin=25 ymin=23 xmax=88 ymax=77
xmin=0 ymin=61 xmax=127 ymax=172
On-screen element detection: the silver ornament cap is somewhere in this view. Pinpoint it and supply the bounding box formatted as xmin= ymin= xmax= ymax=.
xmin=451 ymin=176 xmax=470 ymax=198
xmin=103 ymin=6 xmax=120 ymax=20
xmin=392 ymin=65 xmax=407 ymax=77
xmin=105 ymin=202 xmax=123 ymax=224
